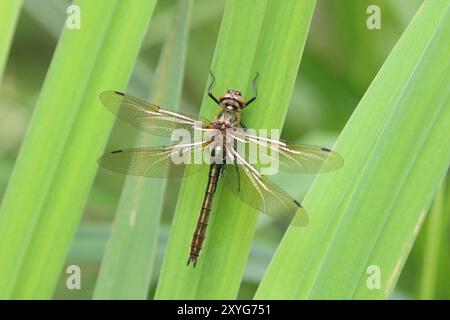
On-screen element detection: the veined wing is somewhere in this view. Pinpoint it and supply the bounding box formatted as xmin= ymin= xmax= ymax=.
xmin=222 ymin=146 xmax=308 ymax=226
xmin=98 ymin=140 xmax=212 ymax=178
xmin=100 ymin=91 xmax=212 ymax=137
xmin=228 ymin=128 xmax=343 ymax=173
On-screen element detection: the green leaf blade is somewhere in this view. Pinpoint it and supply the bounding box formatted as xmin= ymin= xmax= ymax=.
xmin=0 ymin=0 xmax=120 ymax=298
xmin=255 ymin=0 xmax=450 ymax=300
xmin=0 ymin=0 xmax=157 ymax=299
xmin=155 ymin=0 xmax=316 ymax=299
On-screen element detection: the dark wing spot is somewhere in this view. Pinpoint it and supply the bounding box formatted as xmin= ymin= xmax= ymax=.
xmin=114 ymin=91 xmax=125 ymax=96
xmin=321 ymin=147 xmax=331 ymax=152
xmin=111 ymin=150 xmax=123 ymax=154
xmin=293 ymin=199 xmax=302 ymax=207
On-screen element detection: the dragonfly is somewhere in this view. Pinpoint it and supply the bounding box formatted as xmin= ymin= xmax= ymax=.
xmin=97 ymin=72 xmax=343 ymax=267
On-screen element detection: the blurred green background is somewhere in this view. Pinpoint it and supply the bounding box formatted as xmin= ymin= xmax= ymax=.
xmin=0 ymin=0 xmax=448 ymax=299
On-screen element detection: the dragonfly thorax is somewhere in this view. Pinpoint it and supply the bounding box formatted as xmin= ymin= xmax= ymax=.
xmin=214 ymin=109 xmax=240 ymax=129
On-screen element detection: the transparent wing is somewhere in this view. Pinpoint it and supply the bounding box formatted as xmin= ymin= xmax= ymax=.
xmin=98 ymin=140 xmax=211 ymax=178
xmin=229 ymin=129 xmax=343 ymax=173
xmin=100 ymin=91 xmax=212 ymax=137
xmin=222 ymin=147 xmax=308 ymax=226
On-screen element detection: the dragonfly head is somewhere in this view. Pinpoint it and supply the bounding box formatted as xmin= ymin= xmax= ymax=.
xmin=219 ymin=90 xmax=245 ymax=110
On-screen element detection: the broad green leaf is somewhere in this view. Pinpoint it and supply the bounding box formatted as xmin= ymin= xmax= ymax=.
xmin=0 ymin=0 xmax=156 ymax=299
xmin=255 ymin=0 xmax=450 ymax=299
xmin=155 ymin=0 xmax=316 ymax=299
xmin=0 ymin=0 xmax=119 ymax=298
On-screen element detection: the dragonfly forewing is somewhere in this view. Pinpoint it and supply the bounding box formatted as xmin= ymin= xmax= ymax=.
xmin=228 ymin=128 xmax=343 ymax=173
xmin=100 ymin=91 xmax=212 ymax=137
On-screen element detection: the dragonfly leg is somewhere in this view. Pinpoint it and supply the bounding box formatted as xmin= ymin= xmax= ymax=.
xmin=208 ymin=70 xmax=220 ymax=105
xmin=244 ymin=72 xmax=259 ymax=107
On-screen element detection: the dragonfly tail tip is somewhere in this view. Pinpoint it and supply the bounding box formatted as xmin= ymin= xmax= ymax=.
xmin=187 ymin=256 xmax=197 ymax=268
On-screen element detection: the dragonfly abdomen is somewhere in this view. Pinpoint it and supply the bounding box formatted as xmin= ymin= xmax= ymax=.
xmin=188 ymin=163 xmax=223 ymax=267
